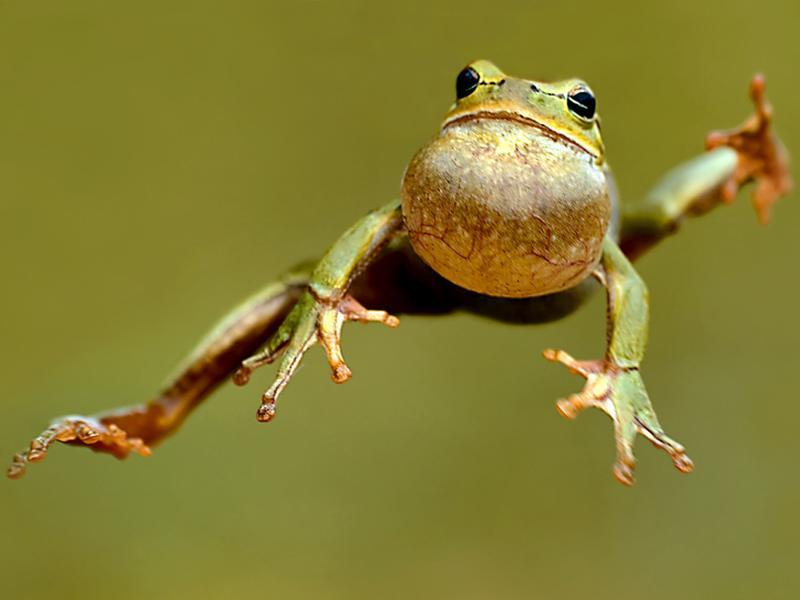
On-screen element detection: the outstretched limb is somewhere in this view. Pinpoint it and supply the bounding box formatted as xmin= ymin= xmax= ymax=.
xmin=232 ymin=201 xmax=405 ymax=422
xmin=7 ymin=210 xmax=448 ymax=480
xmin=544 ymin=237 xmax=693 ymax=485
xmin=7 ymin=269 xmax=311 ymax=479
xmin=620 ymin=74 xmax=792 ymax=260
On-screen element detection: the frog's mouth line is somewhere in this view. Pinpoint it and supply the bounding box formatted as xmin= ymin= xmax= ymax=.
xmin=443 ymin=110 xmax=598 ymax=159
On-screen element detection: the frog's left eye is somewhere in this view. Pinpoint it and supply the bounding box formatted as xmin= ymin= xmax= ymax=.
xmin=567 ymin=87 xmax=596 ymax=121
xmin=456 ymin=66 xmax=480 ymax=99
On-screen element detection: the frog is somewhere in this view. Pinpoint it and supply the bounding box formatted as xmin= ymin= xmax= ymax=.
xmin=8 ymin=60 xmax=792 ymax=485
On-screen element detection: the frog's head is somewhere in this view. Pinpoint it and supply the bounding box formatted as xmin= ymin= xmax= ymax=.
xmin=401 ymin=59 xmax=612 ymax=298
xmin=443 ymin=60 xmax=605 ymax=164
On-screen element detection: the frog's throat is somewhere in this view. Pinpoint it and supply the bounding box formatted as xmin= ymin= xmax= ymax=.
xmin=442 ymin=110 xmax=598 ymax=160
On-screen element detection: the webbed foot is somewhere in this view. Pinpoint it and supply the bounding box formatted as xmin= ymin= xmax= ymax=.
xmin=7 ymin=416 xmax=151 ymax=479
xmin=233 ymin=291 xmax=399 ymax=422
xmin=543 ymin=349 xmax=693 ymax=486
xmin=705 ymin=74 xmax=792 ymax=224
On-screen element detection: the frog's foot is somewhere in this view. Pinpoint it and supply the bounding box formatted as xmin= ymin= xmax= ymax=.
xmin=543 ymin=349 xmax=693 ymax=486
xmin=233 ymin=292 xmax=399 ymax=422
xmin=7 ymin=416 xmax=151 ymax=479
xmin=705 ymin=74 xmax=793 ymax=224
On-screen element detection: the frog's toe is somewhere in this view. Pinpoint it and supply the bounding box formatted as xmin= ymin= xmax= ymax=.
xmin=256 ymin=396 xmax=278 ymax=423
xmin=319 ymin=294 xmax=399 ymax=384
xmin=543 ymin=348 xmax=602 ymax=378
xmin=7 ymin=417 xmax=151 ymax=479
xmin=339 ymin=295 xmax=400 ymax=328
xmin=634 ymin=416 xmax=694 ymax=474
xmin=554 ymin=392 xmax=595 ymax=420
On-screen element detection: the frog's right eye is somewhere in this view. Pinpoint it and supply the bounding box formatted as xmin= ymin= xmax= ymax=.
xmin=456 ymin=66 xmax=480 ymax=99
xmin=567 ymin=86 xmax=596 ymax=121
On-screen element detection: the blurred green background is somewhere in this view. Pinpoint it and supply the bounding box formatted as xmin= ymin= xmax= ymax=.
xmin=1 ymin=1 xmax=798 ymax=598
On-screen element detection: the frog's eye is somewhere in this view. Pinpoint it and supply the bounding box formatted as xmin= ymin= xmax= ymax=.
xmin=567 ymin=87 xmax=596 ymax=121
xmin=456 ymin=66 xmax=480 ymax=99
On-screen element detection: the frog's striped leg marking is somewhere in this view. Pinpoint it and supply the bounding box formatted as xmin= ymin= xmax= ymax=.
xmin=7 ymin=270 xmax=310 ymax=479
xmin=620 ymin=74 xmax=792 ymax=260
xmin=232 ymin=200 xmax=404 ymax=422
xmin=544 ymin=237 xmax=693 ymax=486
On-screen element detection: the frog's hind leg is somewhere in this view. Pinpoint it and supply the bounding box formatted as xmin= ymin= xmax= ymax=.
xmin=620 ymin=74 xmax=792 ymax=261
xmin=7 ymin=267 xmax=311 ymax=479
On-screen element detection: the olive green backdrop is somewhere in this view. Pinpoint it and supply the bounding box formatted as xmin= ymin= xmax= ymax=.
xmin=2 ymin=1 xmax=798 ymax=598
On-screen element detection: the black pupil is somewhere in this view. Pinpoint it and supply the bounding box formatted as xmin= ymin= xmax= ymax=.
xmin=567 ymin=90 xmax=596 ymax=120
xmin=456 ymin=67 xmax=480 ymax=99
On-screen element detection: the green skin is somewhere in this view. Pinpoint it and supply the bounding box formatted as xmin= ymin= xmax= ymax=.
xmin=7 ymin=61 xmax=792 ymax=485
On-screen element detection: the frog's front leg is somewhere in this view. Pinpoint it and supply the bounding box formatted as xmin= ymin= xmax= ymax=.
xmin=544 ymin=237 xmax=693 ymax=485
xmin=232 ymin=200 xmax=404 ymax=422
xmin=620 ymin=75 xmax=792 ymax=259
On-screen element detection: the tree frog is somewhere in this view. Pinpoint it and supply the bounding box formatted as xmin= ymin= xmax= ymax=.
xmin=8 ymin=60 xmax=791 ymax=485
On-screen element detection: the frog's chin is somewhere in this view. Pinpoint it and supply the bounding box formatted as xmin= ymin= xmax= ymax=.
xmin=442 ymin=110 xmax=597 ymax=160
